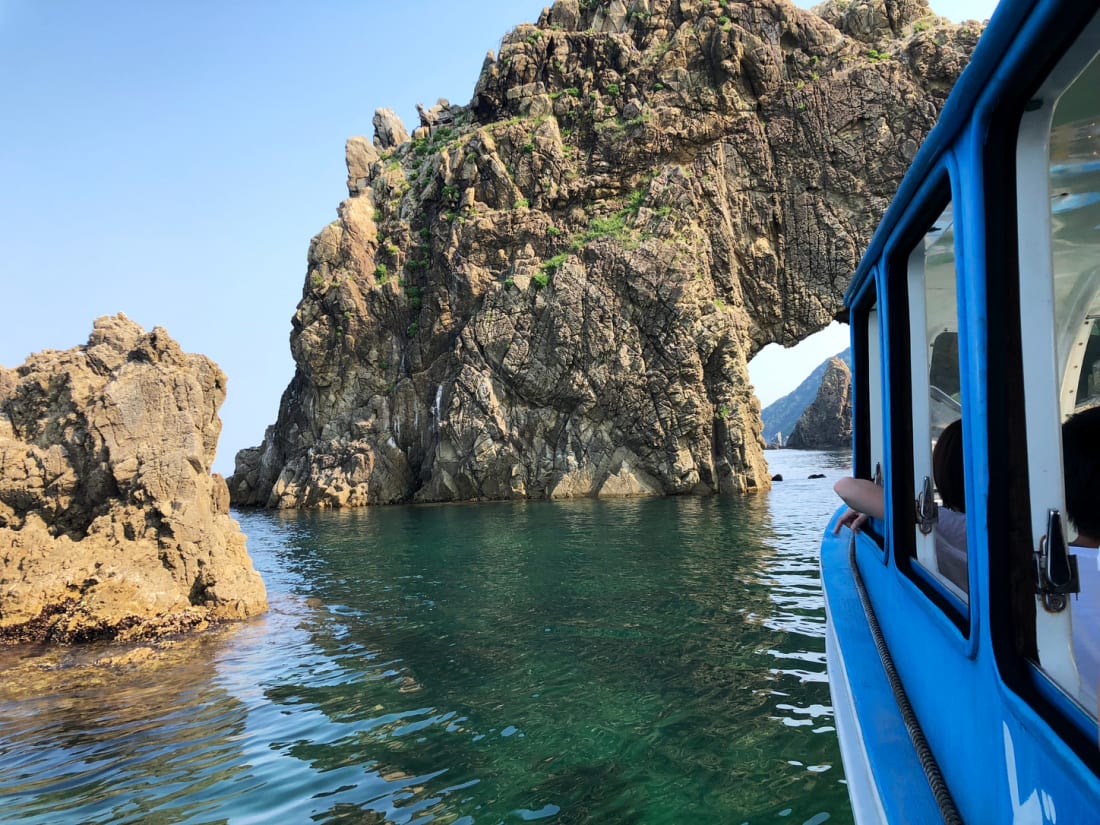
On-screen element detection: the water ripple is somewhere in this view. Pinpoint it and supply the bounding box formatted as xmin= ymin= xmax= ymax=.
xmin=0 ymin=450 xmax=852 ymax=824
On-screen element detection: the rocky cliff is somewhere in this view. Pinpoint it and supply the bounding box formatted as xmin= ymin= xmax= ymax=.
xmin=786 ymin=355 xmax=852 ymax=448
xmin=230 ymin=0 xmax=979 ymax=508
xmin=0 ymin=315 xmax=267 ymax=643
xmin=761 ymin=347 xmax=850 ymax=446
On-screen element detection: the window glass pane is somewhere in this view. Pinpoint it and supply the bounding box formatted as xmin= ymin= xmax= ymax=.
xmin=867 ymin=302 xmax=884 ymax=485
xmin=1050 ymin=51 xmax=1100 ymax=715
xmin=854 ymin=299 xmax=887 ymax=550
xmin=909 ymin=202 xmax=968 ymax=601
xmin=1050 ymin=52 xmax=1100 ymax=416
xmin=925 ymin=206 xmax=963 ymax=442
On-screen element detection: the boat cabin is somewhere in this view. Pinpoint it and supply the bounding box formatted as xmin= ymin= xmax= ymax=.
xmin=822 ymin=0 xmax=1100 ymax=821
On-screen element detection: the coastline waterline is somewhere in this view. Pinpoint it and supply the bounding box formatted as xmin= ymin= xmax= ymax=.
xmin=0 ymin=449 xmax=853 ymax=824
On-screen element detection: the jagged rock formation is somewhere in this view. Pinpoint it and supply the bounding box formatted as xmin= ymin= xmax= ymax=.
xmin=373 ymin=108 xmax=410 ymax=151
xmin=0 ymin=315 xmax=267 ymax=643
xmin=761 ymin=347 xmax=850 ymax=446
xmin=787 ymin=356 xmax=852 ymax=448
xmin=230 ymin=0 xmax=979 ymax=508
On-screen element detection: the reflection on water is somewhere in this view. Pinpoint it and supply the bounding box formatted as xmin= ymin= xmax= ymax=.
xmin=0 ymin=450 xmax=852 ymax=824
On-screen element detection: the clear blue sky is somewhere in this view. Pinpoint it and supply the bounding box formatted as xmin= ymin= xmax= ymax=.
xmin=0 ymin=0 xmax=999 ymax=475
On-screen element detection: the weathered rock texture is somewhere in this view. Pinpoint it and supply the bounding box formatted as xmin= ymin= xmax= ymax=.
xmin=787 ymin=356 xmax=852 ymax=449
xmin=0 ymin=315 xmax=267 ymax=643
xmin=230 ymin=0 xmax=979 ymax=508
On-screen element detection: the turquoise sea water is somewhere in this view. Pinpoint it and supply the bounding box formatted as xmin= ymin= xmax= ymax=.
xmin=0 ymin=449 xmax=853 ymax=825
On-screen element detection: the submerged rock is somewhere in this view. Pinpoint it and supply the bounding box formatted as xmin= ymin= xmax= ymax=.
xmin=0 ymin=315 xmax=267 ymax=643
xmin=230 ymin=0 xmax=979 ymax=508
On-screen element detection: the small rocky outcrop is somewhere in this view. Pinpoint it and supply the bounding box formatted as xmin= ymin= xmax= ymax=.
xmin=0 ymin=315 xmax=267 ymax=643
xmin=373 ymin=108 xmax=410 ymax=150
xmin=230 ymin=0 xmax=979 ymax=508
xmin=787 ymin=356 xmax=852 ymax=449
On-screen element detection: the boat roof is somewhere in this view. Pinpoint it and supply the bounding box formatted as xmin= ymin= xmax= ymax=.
xmin=843 ymin=0 xmax=1043 ymax=304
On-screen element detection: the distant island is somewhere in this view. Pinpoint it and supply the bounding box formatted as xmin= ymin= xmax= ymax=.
xmin=762 ymin=349 xmax=852 ymax=449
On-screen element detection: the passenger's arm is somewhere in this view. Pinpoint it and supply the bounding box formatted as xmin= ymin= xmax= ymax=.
xmin=832 ymin=477 xmax=886 ymax=535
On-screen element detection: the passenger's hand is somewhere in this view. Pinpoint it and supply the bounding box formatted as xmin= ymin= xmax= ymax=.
xmin=834 ymin=507 xmax=868 ymax=535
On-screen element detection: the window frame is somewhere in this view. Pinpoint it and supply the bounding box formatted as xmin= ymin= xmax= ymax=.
xmin=985 ymin=4 xmax=1100 ymax=759
xmin=882 ymin=175 xmax=972 ymax=636
xmin=850 ymin=280 xmax=887 ymax=558
xmin=1015 ymin=28 xmax=1100 ymax=717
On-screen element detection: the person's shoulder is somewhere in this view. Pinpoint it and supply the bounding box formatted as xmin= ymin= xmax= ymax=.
xmin=939 ymin=507 xmax=966 ymax=527
xmin=1072 ymin=545 xmax=1099 ymax=582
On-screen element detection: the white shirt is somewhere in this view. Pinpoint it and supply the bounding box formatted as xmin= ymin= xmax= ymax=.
xmin=935 ymin=507 xmax=969 ymax=592
xmin=1072 ymin=545 xmax=1100 ymax=709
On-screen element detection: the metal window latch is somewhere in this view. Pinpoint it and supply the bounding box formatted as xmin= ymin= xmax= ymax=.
xmin=1034 ymin=508 xmax=1079 ymax=613
xmin=873 ymin=462 xmax=883 ymax=487
xmin=916 ymin=475 xmax=938 ymax=535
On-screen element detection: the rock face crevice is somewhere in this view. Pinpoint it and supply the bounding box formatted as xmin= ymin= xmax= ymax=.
xmin=0 ymin=315 xmax=267 ymax=643
xmin=230 ymin=0 xmax=979 ymax=508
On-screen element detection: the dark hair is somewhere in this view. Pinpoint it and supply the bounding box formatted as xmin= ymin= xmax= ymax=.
xmin=933 ymin=418 xmax=965 ymax=512
xmin=1062 ymin=405 xmax=1100 ymax=538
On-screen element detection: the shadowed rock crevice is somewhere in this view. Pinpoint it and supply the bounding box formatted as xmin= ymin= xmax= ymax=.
xmin=230 ymin=0 xmax=979 ymax=508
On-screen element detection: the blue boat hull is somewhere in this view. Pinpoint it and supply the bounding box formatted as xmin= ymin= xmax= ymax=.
xmin=824 ymin=510 xmax=1100 ymax=822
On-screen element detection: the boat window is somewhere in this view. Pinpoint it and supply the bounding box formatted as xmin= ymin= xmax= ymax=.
xmin=851 ymin=292 xmax=886 ymax=551
xmin=1017 ymin=37 xmax=1100 ymax=716
xmin=866 ymin=302 xmax=884 ymax=499
xmin=905 ymin=202 xmax=969 ymax=603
